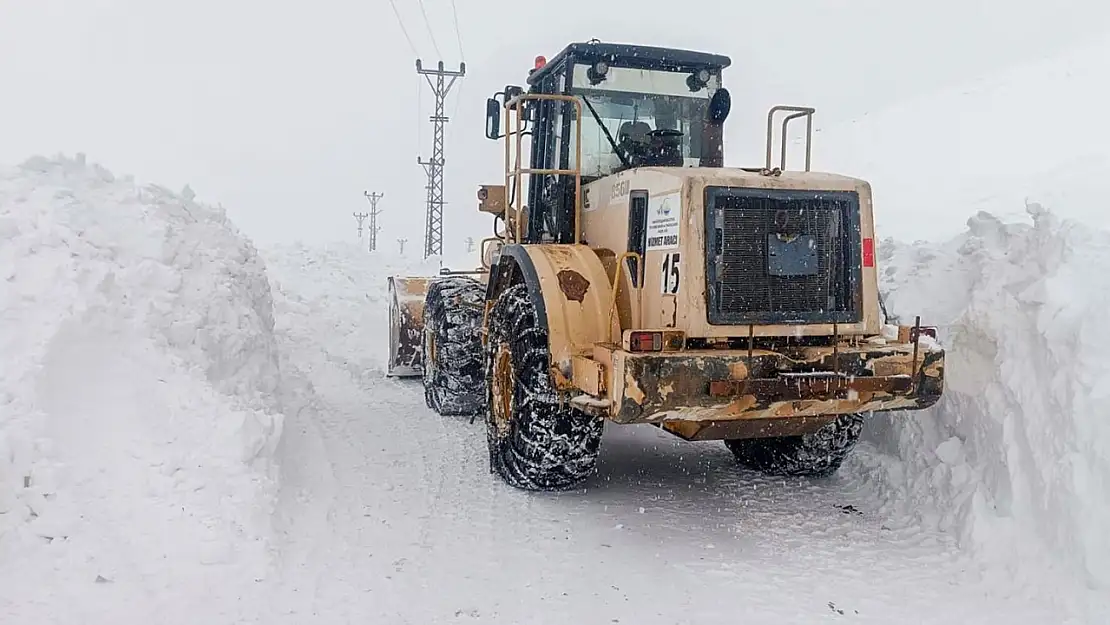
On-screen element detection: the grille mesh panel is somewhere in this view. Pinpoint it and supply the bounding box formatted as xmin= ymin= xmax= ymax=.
xmin=706 ymin=189 xmax=861 ymax=325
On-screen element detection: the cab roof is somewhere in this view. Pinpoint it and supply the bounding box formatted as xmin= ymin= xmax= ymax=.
xmin=527 ymin=41 xmax=732 ymax=86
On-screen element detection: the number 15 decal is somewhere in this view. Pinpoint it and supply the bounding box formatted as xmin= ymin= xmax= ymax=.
xmin=661 ymin=252 xmax=681 ymax=294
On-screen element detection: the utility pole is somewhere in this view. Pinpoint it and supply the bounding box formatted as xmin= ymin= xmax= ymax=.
xmin=416 ymin=59 xmax=465 ymax=259
xmin=398 ymin=238 xmax=408 ymax=256
xmin=353 ymin=212 xmax=368 ymax=240
xmin=363 ymin=191 xmax=384 ymax=252
xmin=465 ymin=237 xmax=475 ymax=253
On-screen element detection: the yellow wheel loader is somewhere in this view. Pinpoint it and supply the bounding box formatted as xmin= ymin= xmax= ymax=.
xmin=387 ymin=41 xmax=945 ymax=491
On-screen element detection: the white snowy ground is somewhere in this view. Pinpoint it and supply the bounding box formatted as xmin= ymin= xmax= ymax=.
xmin=3 ymin=34 xmax=1110 ymax=622
xmin=2 ymin=156 xmax=1109 ymax=622
xmin=256 ymin=224 xmax=1109 ymax=625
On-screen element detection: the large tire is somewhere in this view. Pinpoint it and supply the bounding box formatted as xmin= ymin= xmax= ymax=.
xmin=724 ymin=413 xmax=865 ymax=477
xmin=484 ymin=283 xmax=603 ymax=491
xmin=422 ymin=276 xmax=486 ymax=416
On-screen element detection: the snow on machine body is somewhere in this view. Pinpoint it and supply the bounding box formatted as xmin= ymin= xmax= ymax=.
xmin=387 ymin=41 xmax=945 ymax=491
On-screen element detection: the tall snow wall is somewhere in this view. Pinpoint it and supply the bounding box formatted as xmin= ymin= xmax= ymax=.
xmin=0 ymin=155 xmax=285 ymax=623
xmin=857 ymin=203 xmax=1110 ymax=600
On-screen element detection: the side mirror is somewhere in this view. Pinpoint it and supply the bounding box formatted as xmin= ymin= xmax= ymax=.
xmin=708 ymin=88 xmax=731 ymax=123
xmin=485 ymin=98 xmax=501 ymax=140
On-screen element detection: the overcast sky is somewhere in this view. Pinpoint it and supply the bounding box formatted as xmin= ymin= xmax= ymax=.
xmin=1 ymin=0 xmax=1105 ymax=258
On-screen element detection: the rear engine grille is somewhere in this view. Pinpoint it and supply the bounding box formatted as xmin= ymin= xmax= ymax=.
xmin=704 ymin=187 xmax=862 ymax=325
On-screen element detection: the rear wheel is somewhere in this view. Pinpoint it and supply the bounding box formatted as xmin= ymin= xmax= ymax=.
xmin=484 ymin=284 xmax=603 ymax=491
xmin=421 ymin=276 xmax=486 ymax=416
xmin=724 ymin=413 xmax=865 ymax=477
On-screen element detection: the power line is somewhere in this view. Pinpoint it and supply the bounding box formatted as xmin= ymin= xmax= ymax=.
xmin=386 ymin=0 xmax=419 ymax=57
xmin=451 ymin=74 xmax=464 ymax=121
xmin=449 ymin=0 xmax=465 ymax=61
xmin=446 ymin=0 xmax=465 ymax=119
xmin=415 ymin=0 xmax=442 ymax=58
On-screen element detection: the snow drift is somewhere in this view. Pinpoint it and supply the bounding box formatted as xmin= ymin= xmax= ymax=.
xmin=855 ymin=204 xmax=1110 ymax=606
xmin=0 ymin=155 xmax=284 ymax=623
xmin=808 ymin=31 xmax=1110 ymax=610
xmin=3 ymin=153 xmax=1108 ymax=621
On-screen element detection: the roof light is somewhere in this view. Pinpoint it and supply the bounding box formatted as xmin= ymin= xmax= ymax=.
xmin=534 ymin=55 xmax=547 ymax=70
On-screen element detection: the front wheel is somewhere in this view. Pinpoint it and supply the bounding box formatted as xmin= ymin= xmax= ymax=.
xmin=484 ymin=284 xmax=603 ymax=491
xmin=724 ymin=413 xmax=865 ymax=477
xmin=421 ymin=276 xmax=486 ymax=416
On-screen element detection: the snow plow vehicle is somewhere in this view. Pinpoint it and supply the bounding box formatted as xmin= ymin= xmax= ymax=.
xmin=387 ymin=41 xmax=945 ymax=491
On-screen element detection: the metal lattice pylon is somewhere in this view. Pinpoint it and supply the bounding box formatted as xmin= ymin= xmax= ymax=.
xmin=363 ymin=191 xmax=383 ymax=252
xmin=416 ymin=59 xmax=465 ymax=259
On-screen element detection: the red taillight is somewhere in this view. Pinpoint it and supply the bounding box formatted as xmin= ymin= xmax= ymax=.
xmin=862 ymin=237 xmax=875 ymax=267
xmin=629 ymin=331 xmax=663 ymax=352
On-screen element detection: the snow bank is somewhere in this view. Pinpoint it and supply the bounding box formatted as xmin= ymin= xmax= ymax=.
xmin=853 ymin=204 xmax=1110 ymax=606
xmin=815 ymin=32 xmax=1110 ymax=243
xmin=0 ymin=155 xmax=284 ymax=623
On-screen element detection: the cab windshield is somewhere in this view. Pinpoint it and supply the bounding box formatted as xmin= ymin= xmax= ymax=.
xmin=565 ymin=64 xmax=721 ymax=178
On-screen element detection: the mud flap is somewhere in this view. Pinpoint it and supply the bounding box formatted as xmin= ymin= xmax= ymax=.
xmin=386 ymin=276 xmax=431 ymax=377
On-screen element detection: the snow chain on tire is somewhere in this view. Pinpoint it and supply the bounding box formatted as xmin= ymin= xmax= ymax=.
xmin=484 ymin=283 xmax=603 ymax=491
xmin=724 ymin=413 xmax=865 ymax=477
xmin=421 ymin=276 xmax=487 ymax=416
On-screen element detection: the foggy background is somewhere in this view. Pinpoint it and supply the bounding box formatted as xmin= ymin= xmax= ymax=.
xmin=1 ymin=0 xmax=1105 ymax=258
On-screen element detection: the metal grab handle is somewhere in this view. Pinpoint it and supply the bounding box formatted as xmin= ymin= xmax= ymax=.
xmin=503 ymin=93 xmax=584 ymax=244
xmin=765 ymin=105 xmax=816 ymax=172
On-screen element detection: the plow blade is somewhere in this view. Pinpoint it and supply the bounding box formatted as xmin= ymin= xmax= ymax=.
xmin=386 ymin=276 xmax=431 ymax=377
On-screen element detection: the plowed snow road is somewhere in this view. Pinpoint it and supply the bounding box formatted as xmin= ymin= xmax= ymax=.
xmin=262 ymin=368 xmax=1076 ymax=624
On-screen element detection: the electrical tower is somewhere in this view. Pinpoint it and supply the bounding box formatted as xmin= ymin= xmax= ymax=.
xmin=465 ymin=236 xmax=475 ymax=253
xmin=416 ymin=59 xmax=465 ymax=259
xmin=353 ymin=212 xmax=368 ymax=240
xmin=398 ymin=238 xmax=408 ymax=256
xmin=363 ymin=191 xmax=384 ymax=252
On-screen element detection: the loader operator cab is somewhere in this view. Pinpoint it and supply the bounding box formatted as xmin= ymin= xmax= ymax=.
xmin=484 ymin=41 xmax=732 ymax=244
